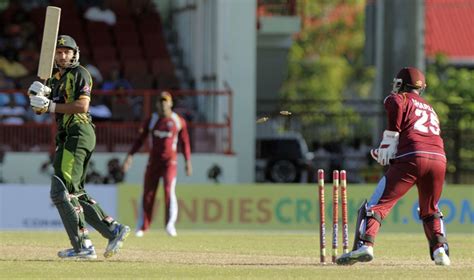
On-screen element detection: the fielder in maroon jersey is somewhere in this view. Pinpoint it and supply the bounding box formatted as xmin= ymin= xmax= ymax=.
xmin=122 ymin=91 xmax=192 ymax=237
xmin=337 ymin=67 xmax=451 ymax=266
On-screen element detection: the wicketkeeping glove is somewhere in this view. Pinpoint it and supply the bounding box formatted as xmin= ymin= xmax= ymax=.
xmin=375 ymin=130 xmax=399 ymax=166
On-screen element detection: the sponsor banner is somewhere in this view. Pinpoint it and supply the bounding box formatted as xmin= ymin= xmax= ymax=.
xmin=0 ymin=184 xmax=117 ymax=230
xmin=118 ymin=184 xmax=473 ymax=233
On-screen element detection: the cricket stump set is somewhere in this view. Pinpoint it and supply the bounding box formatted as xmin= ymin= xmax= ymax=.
xmin=318 ymin=169 xmax=349 ymax=264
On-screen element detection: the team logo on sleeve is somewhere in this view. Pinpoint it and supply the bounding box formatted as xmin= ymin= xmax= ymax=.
xmin=82 ymin=85 xmax=91 ymax=94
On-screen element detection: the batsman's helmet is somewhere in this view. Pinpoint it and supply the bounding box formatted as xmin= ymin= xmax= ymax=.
xmin=57 ymin=35 xmax=78 ymax=50
xmin=56 ymin=35 xmax=80 ymax=67
xmin=392 ymin=67 xmax=426 ymax=94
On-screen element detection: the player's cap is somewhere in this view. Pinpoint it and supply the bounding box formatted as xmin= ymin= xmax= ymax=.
xmin=56 ymin=35 xmax=78 ymax=50
xmin=160 ymin=91 xmax=173 ymax=102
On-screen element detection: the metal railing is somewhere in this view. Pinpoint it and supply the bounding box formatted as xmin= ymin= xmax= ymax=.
xmin=0 ymin=89 xmax=233 ymax=154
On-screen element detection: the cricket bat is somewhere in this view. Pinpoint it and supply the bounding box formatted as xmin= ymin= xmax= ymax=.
xmin=37 ymin=6 xmax=61 ymax=81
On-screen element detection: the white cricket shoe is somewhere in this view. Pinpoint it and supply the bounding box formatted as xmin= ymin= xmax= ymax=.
xmin=166 ymin=224 xmax=177 ymax=237
xmin=135 ymin=230 xmax=144 ymax=237
xmin=104 ymin=224 xmax=130 ymax=258
xmin=433 ymin=247 xmax=451 ymax=266
xmin=336 ymin=245 xmax=374 ymax=265
xmin=58 ymin=246 xmax=97 ymax=260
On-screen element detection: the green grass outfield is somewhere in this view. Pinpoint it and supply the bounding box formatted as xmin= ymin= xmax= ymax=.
xmin=0 ymin=231 xmax=472 ymax=279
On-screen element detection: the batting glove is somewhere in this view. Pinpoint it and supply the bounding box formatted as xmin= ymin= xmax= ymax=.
xmin=30 ymin=94 xmax=56 ymax=114
xmin=28 ymin=81 xmax=51 ymax=97
xmin=376 ymin=130 xmax=399 ymax=166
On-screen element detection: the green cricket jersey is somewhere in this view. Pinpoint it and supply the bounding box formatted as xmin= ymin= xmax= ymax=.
xmin=46 ymin=65 xmax=94 ymax=132
xmin=46 ymin=64 xmax=96 ymax=192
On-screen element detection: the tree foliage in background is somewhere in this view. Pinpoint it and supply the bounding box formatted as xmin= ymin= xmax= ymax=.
xmin=426 ymin=55 xmax=474 ymax=130
xmin=277 ymin=0 xmax=473 ymax=182
xmin=280 ymin=0 xmax=375 ymax=141
xmin=425 ymin=55 xmax=474 ymax=181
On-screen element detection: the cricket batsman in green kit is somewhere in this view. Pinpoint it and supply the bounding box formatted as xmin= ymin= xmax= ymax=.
xmin=28 ymin=35 xmax=130 ymax=260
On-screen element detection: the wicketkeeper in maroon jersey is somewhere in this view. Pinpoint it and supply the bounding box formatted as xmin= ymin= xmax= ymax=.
xmin=337 ymin=67 xmax=451 ymax=266
xmin=122 ymin=91 xmax=192 ymax=237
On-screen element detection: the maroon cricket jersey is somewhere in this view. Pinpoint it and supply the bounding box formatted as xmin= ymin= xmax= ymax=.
xmin=383 ymin=92 xmax=445 ymax=159
xmin=129 ymin=112 xmax=191 ymax=162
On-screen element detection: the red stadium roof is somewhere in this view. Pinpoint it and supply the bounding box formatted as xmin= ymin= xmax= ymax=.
xmin=425 ymin=0 xmax=474 ymax=63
